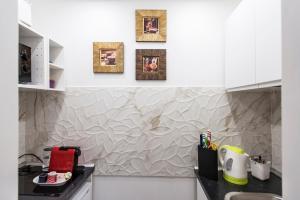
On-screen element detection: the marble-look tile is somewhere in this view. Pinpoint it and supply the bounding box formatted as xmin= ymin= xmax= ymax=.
xmin=19 ymin=92 xmax=27 ymax=161
xmin=19 ymin=87 xmax=272 ymax=177
xmin=271 ymin=89 xmax=282 ymax=173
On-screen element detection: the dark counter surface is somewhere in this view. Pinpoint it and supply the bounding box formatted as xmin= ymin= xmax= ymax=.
xmin=195 ymin=169 xmax=282 ymax=200
xmin=19 ymin=166 xmax=94 ymax=200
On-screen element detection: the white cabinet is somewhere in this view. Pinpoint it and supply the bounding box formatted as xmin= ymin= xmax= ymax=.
xmin=18 ymin=22 xmax=65 ymax=92
xmin=196 ymin=180 xmax=208 ymax=200
xmin=255 ymin=0 xmax=282 ymax=83
xmin=225 ymin=0 xmax=282 ymax=90
xmin=19 ymin=22 xmax=46 ymax=87
xmin=225 ymin=0 xmax=256 ymax=89
xmin=71 ymin=182 xmax=92 ymax=200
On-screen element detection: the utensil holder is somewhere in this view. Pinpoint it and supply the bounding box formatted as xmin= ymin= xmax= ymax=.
xmin=198 ymin=145 xmax=218 ymax=180
xmin=250 ymin=159 xmax=271 ymax=181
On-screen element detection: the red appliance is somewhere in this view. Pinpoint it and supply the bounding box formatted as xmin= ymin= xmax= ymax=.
xmin=48 ymin=146 xmax=81 ymax=173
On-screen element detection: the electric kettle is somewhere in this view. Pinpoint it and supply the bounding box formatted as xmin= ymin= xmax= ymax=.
xmin=219 ymin=145 xmax=249 ymax=185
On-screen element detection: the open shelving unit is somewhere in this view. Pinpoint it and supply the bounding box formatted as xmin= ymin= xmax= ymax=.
xmin=18 ymin=22 xmax=46 ymax=90
xmin=18 ymin=22 xmax=65 ymax=92
xmin=48 ymin=39 xmax=65 ymax=91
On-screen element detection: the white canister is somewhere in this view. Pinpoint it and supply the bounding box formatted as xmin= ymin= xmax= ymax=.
xmin=250 ymin=159 xmax=271 ymax=181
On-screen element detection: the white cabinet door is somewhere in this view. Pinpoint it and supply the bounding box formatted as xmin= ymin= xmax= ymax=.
xmin=255 ymin=0 xmax=282 ymax=83
xmin=196 ymin=180 xmax=208 ymax=200
xmin=71 ymin=182 xmax=92 ymax=200
xmin=225 ymin=0 xmax=256 ymax=89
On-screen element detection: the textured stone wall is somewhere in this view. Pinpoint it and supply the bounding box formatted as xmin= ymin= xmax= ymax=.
xmin=271 ymin=89 xmax=282 ymax=173
xmin=19 ymin=87 xmax=272 ymax=177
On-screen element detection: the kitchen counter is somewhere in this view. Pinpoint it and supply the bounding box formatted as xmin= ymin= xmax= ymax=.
xmin=195 ymin=169 xmax=282 ymax=200
xmin=19 ymin=166 xmax=94 ymax=200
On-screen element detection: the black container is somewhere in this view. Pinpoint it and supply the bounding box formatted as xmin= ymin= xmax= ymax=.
xmin=198 ymin=145 xmax=218 ymax=180
xmin=38 ymin=173 xmax=48 ymax=183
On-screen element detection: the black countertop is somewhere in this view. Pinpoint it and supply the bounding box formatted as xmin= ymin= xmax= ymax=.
xmin=19 ymin=166 xmax=94 ymax=200
xmin=195 ymin=169 xmax=282 ymax=200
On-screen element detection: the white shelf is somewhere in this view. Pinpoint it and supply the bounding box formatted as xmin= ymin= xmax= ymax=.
xmin=47 ymin=88 xmax=65 ymax=92
xmin=49 ymin=41 xmax=63 ymax=65
xmin=18 ymin=84 xmax=65 ymax=92
xmin=49 ymin=39 xmax=63 ymax=48
xmin=19 ymin=22 xmax=43 ymax=38
xmin=18 ymin=84 xmax=45 ymax=91
xmin=49 ymin=63 xmax=63 ymax=70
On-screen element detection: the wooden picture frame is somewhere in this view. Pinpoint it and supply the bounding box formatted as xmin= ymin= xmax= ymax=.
xmin=93 ymin=42 xmax=124 ymax=73
xmin=136 ymin=10 xmax=167 ymax=42
xmin=136 ymin=49 xmax=166 ymax=80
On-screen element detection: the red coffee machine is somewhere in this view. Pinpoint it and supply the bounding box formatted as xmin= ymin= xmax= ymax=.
xmin=48 ymin=146 xmax=81 ymax=174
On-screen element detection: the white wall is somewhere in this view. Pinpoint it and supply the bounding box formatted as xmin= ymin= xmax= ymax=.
xmin=282 ymin=0 xmax=300 ymax=199
xmin=93 ymin=176 xmax=196 ymax=200
xmin=27 ymin=2 xmax=239 ymax=200
xmin=0 ymin=0 xmax=18 ymax=199
xmin=30 ymin=0 xmax=239 ymax=87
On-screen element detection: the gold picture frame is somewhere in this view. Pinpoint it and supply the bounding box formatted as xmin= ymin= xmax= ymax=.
xmin=93 ymin=42 xmax=124 ymax=73
xmin=136 ymin=10 xmax=167 ymax=42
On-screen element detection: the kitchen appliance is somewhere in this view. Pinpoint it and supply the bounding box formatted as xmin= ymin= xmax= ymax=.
xmin=48 ymin=146 xmax=81 ymax=174
xmin=219 ymin=145 xmax=249 ymax=185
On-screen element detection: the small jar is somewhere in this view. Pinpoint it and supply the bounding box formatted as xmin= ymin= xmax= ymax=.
xmin=47 ymin=171 xmax=57 ymax=183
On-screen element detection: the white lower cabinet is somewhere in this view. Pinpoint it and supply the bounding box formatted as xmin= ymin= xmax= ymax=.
xmin=197 ymin=180 xmax=208 ymax=200
xmin=71 ymin=182 xmax=92 ymax=200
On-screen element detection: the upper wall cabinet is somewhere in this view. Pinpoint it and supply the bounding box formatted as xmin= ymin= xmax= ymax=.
xmin=225 ymin=0 xmax=282 ymax=91
xmin=225 ymin=0 xmax=256 ymax=89
xmin=255 ymin=0 xmax=282 ymax=83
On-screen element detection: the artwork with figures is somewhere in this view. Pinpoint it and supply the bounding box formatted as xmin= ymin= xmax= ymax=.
xmin=143 ymin=56 xmax=159 ymax=72
xmin=144 ymin=17 xmax=159 ymax=34
xmin=136 ymin=10 xmax=167 ymax=42
xmin=136 ymin=49 xmax=166 ymax=80
xmin=93 ymin=42 xmax=124 ymax=73
xmin=100 ymin=49 xmax=117 ymax=66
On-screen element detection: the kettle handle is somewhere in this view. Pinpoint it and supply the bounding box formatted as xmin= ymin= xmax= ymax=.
xmin=218 ymin=145 xmax=229 ymax=167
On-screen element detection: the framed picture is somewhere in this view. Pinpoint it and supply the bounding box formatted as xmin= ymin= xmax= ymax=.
xmin=136 ymin=49 xmax=166 ymax=80
xmin=93 ymin=42 xmax=124 ymax=73
xmin=19 ymin=44 xmax=31 ymax=83
xmin=136 ymin=10 xmax=167 ymax=42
